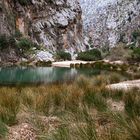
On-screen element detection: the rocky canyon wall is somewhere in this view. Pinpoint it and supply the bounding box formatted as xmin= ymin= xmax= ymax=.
xmin=0 ymin=0 xmax=85 ymax=57
xmin=0 ymin=0 xmax=15 ymax=35
xmin=80 ymin=0 xmax=140 ymax=48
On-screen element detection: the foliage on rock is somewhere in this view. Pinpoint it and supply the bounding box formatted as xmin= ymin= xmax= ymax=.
xmin=77 ymin=49 xmax=102 ymax=61
xmin=56 ymin=51 xmax=72 ymax=61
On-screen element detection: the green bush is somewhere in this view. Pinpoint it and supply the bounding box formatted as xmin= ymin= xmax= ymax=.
xmin=0 ymin=34 xmax=39 ymax=55
xmin=131 ymin=47 xmax=140 ymax=61
xmin=56 ymin=51 xmax=71 ymax=61
xmin=17 ymin=38 xmax=37 ymax=53
xmin=14 ymin=29 xmax=22 ymax=38
xmin=132 ymin=30 xmax=140 ymax=40
xmin=8 ymin=36 xmax=16 ymax=48
xmin=0 ymin=35 xmax=17 ymax=50
xmin=0 ymin=35 xmax=8 ymax=50
xmin=127 ymin=42 xmax=135 ymax=49
xmin=77 ymin=49 xmax=102 ymax=61
xmin=36 ymin=60 xmax=52 ymax=67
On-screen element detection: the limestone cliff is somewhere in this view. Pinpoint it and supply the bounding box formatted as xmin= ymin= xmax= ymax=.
xmin=80 ymin=0 xmax=140 ymax=48
xmin=0 ymin=0 xmax=85 ymax=60
xmin=0 ymin=0 xmax=15 ymax=35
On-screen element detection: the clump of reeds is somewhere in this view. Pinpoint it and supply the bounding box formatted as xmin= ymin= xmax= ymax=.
xmin=0 ymin=120 xmax=8 ymax=138
xmin=0 ymin=74 xmax=139 ymax=140
xmin=0 ymin=88 xmax=20 ymax=125
xmin=123 ymin=89 xmax=140 ymax=118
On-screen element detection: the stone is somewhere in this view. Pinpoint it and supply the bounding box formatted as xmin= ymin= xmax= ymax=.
xmin=8 ymin=123 xmax=37 ymax=140
xmin=35 ymin=51 xmax=54 ymax=62
xmin=106 ymin=79 xmax=140 ymax=90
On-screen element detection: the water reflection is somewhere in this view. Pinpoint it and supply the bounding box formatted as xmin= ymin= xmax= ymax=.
xmin=0 ymin=66 xmax=102 ymax=85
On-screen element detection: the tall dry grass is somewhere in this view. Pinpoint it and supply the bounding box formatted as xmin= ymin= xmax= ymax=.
xmin=0 ymin=74 xmax=139 ymax=139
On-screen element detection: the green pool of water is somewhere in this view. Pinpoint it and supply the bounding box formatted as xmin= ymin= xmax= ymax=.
xmin=0 ymin=66 xmax=127 ymax=86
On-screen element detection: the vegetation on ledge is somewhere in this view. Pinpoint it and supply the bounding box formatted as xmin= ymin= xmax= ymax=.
xmin=55 ymin=51 xmax=72 ymax=61
xmin=77 ymin=49 xmax=102 ymax=61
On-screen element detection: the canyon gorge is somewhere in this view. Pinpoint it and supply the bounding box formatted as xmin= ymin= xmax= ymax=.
xmin=0 ymin=0 xmax=140 ymax=62
xmin=0 ymin=0 xmax=85 ymax=62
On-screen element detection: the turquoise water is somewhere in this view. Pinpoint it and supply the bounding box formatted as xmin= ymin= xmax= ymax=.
xmin=0 ymin=66 xmax=102 ymax=85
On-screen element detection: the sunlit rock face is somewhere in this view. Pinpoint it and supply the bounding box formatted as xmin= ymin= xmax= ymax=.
xmin=0 ymin=0 xmax=85 ymax=57
xmin=80 ymin=0 xmax=140 ymax=48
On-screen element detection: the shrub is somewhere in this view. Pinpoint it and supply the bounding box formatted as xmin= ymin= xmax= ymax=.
xmin=56 ymin=51 xmax=71 ymax=61
xmin=36 ymin=60 xmax=52 ymax=67
xmin=0 ymin=35 xmax=8 ymax=50
xmin=127 ymin=42 xmax=136 ymax=49
xmin=119 ymin=33 xmax=126 ymax=43
xmin=8 ymin=36 xmax=16 ymax=48
xmin=0 ymin=35 xmax=17 ymax=50
xmin=77 ymin=49 xmax=102 ymax=61
xmin=14 ymin=29 xmax=22 ymax=38
xmin=131 ymin=47 xmax=140 ymax=61
xmin=17 ymin=38 xmax=36 ymax=53
xmin=132 ymin=30 xmax=140 ymax=40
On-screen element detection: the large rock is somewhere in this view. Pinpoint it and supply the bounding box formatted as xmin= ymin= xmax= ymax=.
xmin=107 ymin=79 xmax=140 ymax=90
xmin=35 ymin=51 xmax=54 ymax=62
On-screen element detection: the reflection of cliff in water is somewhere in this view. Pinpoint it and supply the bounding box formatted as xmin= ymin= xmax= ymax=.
xmin=0 ymin=67 xmax=78 ymax=85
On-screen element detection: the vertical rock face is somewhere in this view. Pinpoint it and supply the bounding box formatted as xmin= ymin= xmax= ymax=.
xmin=80 ymin=0 xmax=140 ymax=48
xmin=0 ymin=0 xmax=85 ymax=56
xmin=0 ymin=0 xmax=15 ymax=35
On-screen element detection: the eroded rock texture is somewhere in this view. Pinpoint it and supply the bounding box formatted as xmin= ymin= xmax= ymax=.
xmin=80 ymin=0 xmax=140 ymax=48
xmin=0 ymin=0 xmax=85 ymax=56
xmin=0 ymin=0 xmax=15 ymax=35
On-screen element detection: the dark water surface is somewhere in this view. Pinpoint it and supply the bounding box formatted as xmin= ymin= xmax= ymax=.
xmin=0 ymin=66 xmax=103 ymax=86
